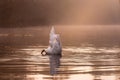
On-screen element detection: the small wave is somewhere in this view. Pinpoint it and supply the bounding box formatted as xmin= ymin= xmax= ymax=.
xmin=63 ymin=47 xmax=120 ymax=53
xmin=18 ymin=45 xmax=120 ymax=54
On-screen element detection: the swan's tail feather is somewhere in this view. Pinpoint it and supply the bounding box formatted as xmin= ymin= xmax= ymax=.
xmin=50 ymin=26 xmax=55 ymax=35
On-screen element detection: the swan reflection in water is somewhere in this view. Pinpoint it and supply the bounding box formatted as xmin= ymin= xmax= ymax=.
xmin=49 ymin=54 xmax=62 ymax=75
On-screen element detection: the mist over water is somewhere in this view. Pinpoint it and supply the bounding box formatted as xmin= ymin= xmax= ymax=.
xmin=0 ymin=25 xmax=120 ymax=47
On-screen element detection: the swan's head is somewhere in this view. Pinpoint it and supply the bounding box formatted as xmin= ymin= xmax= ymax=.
xmin=41 ymin=49 xmax=47 ymax=56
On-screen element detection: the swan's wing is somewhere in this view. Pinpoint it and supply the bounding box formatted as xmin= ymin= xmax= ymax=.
xmin=48 ymin=27 xmax=62 ymax=54
xmin=50 ymin=26 xmax=55 ymax=35
xmin=55 ymin=34 xmax=62 ymax=48
xmin=52 ymin=34 xmax=62 ymax=54
xmin=49 ymin=26 xmax=57 ymax=46
xmin=46 ymin=26 xmax=55 ymax=53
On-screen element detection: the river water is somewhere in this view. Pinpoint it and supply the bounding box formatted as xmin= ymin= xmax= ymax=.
xmin=0 ymin=25 xmax=120 ymax=80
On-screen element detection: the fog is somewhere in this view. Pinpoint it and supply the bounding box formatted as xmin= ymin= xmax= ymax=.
xmin=0 ymin=0 xmax=120 ymax=27
xmin=0 ymin=25 xmax=120 ymax=47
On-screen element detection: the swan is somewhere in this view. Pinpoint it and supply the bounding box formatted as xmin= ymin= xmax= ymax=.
xmin=41 ymin=27 xmax=62 ymax=56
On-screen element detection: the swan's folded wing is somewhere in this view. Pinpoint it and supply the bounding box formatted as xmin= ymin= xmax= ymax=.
xmin=49 ymin=27 xmax=56 ymax=45
xmin=52 ymin=35 xmax=62 ymax=54
xmin=50 ymin=26 xmax=55 ymax=35
xmin=48 ymin=27 xmax=62 ymax=54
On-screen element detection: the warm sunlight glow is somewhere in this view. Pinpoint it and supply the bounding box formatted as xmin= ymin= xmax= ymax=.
xmin=69 ymin=74 xmax=94 ymax=80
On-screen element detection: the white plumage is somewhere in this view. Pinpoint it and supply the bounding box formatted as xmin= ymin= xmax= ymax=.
xmin=41 ymin=27 xmax=62 ymax=55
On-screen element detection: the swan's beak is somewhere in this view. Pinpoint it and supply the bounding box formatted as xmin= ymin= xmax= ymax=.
xmin=41 ymin=49 xmax=47 ymax=56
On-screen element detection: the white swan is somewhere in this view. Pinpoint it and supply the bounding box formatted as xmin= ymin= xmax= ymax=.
xmin=41 ymin=27 xmax=62 ymax=55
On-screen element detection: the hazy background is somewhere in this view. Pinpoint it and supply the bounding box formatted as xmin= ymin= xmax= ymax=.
xmin=0 ymin=0 xmax=120 ymax=27
xmin=0 ymin=0 xmax=120 ymax=46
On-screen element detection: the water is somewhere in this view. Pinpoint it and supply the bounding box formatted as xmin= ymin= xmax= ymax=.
xmin=0 ymin=25 xmax=120 ymax=80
